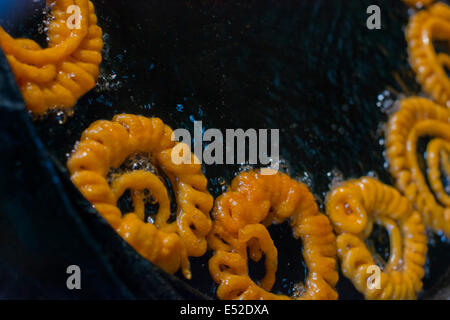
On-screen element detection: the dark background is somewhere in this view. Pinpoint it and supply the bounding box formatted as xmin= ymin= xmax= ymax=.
xmin=0 ymin=0 xmax=449 ymax=299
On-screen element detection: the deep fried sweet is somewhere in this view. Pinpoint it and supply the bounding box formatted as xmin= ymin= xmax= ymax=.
xmin=406 ymin=3 xmax=450 ymax=107
xmin=326 ymin=177 xmax=427 ymax=300
xmin=67 ymin=114 xmax=213 ymax=278
xmin=0 ymin=0 xmax=103 ymax=115
xmin=386 ymin=97 xmax=450 ymax=237
xmin=208 ymin=170 xmax=338 ymax=300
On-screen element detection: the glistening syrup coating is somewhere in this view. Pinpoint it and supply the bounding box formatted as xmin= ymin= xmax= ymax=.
xmin=67 ymin=114 xmax=213 ymax=279
xmin=208 ymin=170 xmax=339 ymax=300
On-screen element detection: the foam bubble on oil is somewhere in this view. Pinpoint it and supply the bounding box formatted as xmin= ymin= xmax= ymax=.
xmin=376 ymin=89 xmax=400 ymax=115
xmin=327 ymin=168 xmax=345 ymax=190
xmin=295 ymin=171 xmax=313 ymax=189
xmin=30 ymin=107 xmax=75 ymax=124
xmin=107 ymin=152 xmax=158 ymax=183
xmin=209 ymin=176 xmax=228 ymax=196
xmin=38 ymin=3 xmax=53 ymax=35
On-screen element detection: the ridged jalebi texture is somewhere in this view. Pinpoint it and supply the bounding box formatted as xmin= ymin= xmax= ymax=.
xmin=0 ymin=0 xmax=103 ymax=115
xmin=406 ymin=2 xmax=450 ymax=107
xmin=403 ymin=0 xmax=434 ymax=8
xmin=386 ymin=97 xmax=450 ymax=237
xmin=67 ymin=114 xmax=213 ymax=279
xmin=326 ymin=177 xmax=427 ymax=300
xmin=208 ymin=170 xmax=338 ymax=300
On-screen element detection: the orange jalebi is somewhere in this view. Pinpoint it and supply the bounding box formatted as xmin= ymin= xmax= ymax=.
xmin=208 ymin=170 xmax=338 ymax=300
xmin=0 ymin=0 xmax=103 ymax=115
xmin=386 ymin=97 xmax=450 ymax=237
xmin=326 ymin=177 xmax=427 ymax=300
xmin=67 ymin=114 xmax=213 ymax=279
xmin=406 ymin=2 xmax=450 ymax=107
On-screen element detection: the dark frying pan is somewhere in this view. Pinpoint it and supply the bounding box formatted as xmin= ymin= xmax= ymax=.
xmin=0 ymin=0 xmax=449 ymax=299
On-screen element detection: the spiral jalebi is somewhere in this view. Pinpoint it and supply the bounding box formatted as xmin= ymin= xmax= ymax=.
xmin=0 ymin=0 xmax=103 ymax=115
xmin=67 ymin=114 xmax=213 ymax=278
xmin=406 ymin=2 xmax=450 ymax=107
xmin=386 ymin=97 xmax=450 ymax=237
xmin=208 ymin=170 xmax=338 ymax=300
xmin=326 ymin=177 xmax=427 ymax=300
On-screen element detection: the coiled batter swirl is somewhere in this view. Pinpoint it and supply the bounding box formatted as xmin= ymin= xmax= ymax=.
xmin=406 ymin=3 xmax=450 ymax=107
xmin=326 ymin=177 xmax=427 ymax=300
xmin=0 ymin=0 xmax=103 ymax=115
xmin=386 ymin=97 xmax=450 ymax=237
xmin=67 ymin=114 xmax=213 ymax=278
xmin=208 ymin=170 xmax=338 ymax=300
